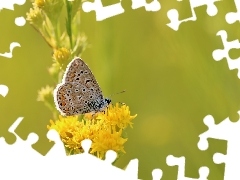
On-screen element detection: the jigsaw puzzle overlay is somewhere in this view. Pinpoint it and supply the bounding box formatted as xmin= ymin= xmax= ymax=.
xmin=82 ymin=0 xmax=161 ymax=21
xmin=225 ymin=0 xmax=240 ymax=24
xmin=0 ymin=1 xmax=24 ymax=58
xmin=1 ymin=0 xmax=240 ymax=179
xmin=1 ymin=111 xmax=240 ymax=179
xmin=1 ymin=118 xmax=157 ymax=180
xmin=81 ymin=0 xmax=222 ymax=30
xmin=212 ymin=30 xmax=240 ymax=78
xmin=198 ymin=113 xmax=240 ymax=180
xmin=167 ymin=0 xmax=221 ymax=31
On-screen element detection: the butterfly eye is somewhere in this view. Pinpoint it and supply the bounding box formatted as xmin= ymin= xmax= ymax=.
xmin=82 ymin=88 xmax=86 ymax=92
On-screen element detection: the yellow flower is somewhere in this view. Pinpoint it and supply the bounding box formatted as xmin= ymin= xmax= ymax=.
xmin=52 ymin=47 xmax=71 ymax=66
xmin=33 ymin=0 xmax=45 ymax=9
xmin=37 ymin=85 xmax=53 ymax=102
xmin=48 ymin=115 xmax=85 ymax=153
xmin=37 ymin=0 xmax=63 ymax=24
xmin=47 ymin=103 xmax=137 ymax=158
xmin=26 ymin=7 xmax=44 ymax=27
xmin=96 ymin=103 xmax=137 ymax=129
xmin=91 ymin=128 xmax=127 ymax=159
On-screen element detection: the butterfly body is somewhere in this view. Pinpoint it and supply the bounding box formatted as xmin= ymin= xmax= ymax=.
xmin=54 ymin=57 xmax=111 ymax=116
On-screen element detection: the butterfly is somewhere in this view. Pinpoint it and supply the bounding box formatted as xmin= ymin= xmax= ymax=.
xmin=53 ymin=57 xmax=111 ymax=116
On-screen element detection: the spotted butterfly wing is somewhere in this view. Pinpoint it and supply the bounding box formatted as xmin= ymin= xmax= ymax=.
xmin=53 ymin=57 xmax=111 ymax=116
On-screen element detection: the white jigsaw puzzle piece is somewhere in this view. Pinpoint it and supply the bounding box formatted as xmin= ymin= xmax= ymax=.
xmin=0 ymin=117 xmax=42 ymax=158
xmin=166 ymin=155 xmax=209 ymax=180
xmin=131 ymin=0 xmax=161 ymax=11
xmin=104 ymin=149 xmax=117 ymax=164
xmin=124 ymin=159 xmax=139 ymax=179
xmin=0 ymin=85 xmax=9 ymax=97
xmin=212 ymin=30 xmax=240 ymax=78
xmin=82 ymin=0 xmax=124 ymax=21
xmin=167 ymin=0 xmax=221 ymax=31
xmin=198 ymin=111 xmax=240 ymax=180
xmin=0 ymin=1 xmax=25 ymax=59
xmin=152 ymin=169 xmax=163 ymax=180
xmin=45 ymin=129 xmax=66 ymax=157
xmin=0 ymin=42 xmax=21 ymax=58
xmin=60 ymin=139 xmax=139 ymax=180
xmin=0 ymin=118 xmax=42 ymax=180
xmin=15 ymin=16 xmax=26 ymax=26
xmin=0 ymin=0 xmax=26 ymax=10
xmin=225 ymin=0 xmax=240 ymax=24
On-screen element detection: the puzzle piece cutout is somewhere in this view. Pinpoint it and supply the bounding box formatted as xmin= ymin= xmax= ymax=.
xmin=0 ymin=42 xmax=21 ymax=58
xmin=82 ymin=0 xmax=161 ymax=21
xmin=0 ymin=0 xmax=26 ymax=10
xmin=82 ymin=0 xmax=125 ymax=21
xmin=225 ymin=0 xmax=240 ymax=24
xmin=131 ymin=0 xmax=161 ymax=12
xmin=212 ymin=30 xmax=240 ymax=78
xmin=15 ymin=16 xmax=26 ymax=26
xmin=166 ymin=155 xmax=209 ymax=180
xmin=152 ymin=169 xmax=163 ymax=180
xmin=0 ymin=85 xmax=9 ymax=97
xmin=167 ymin=0 xmax=221 ymax=31
xmin=198 ymin=111 xmax=240 ymax=180
xmin=0 ymin=117 xmax=42 ymax=159
xmin=0 ymin=117 xmax=167 ymax=180
xmin=45 ymin=128 xmax=66 ymax=157
xmin=0 ymin=1 xmax=26 ymax=59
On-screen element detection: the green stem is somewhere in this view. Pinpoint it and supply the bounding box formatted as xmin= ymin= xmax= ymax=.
xmin=53 ymin=21 xmax=60 ymax=47
xmin=65 ymin=0 xmax=73 ymax=49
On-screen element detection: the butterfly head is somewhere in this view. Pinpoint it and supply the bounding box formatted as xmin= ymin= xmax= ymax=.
xmin=105 ymin=98 xmax=111 ymax=105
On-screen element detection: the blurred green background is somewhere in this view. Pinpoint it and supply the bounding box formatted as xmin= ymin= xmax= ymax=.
xmin=1 ymin=1 xmax=240 ymax=179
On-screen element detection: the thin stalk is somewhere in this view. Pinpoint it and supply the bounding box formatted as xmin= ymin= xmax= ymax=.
xmin=65 ymin=0 xmax=73 ymax=49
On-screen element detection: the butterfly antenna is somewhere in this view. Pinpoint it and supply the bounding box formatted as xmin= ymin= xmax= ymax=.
xmin=109 ymin=89 xmax=126 ymax=98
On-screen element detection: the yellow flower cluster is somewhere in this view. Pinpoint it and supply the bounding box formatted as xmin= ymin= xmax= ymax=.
xmin=47 ymin=103 xmax=137 ymax=159
xmin=37 ymin=85 xmax=54 ymax=102
xmin=52 ymin=47 xmax=71 ymax=66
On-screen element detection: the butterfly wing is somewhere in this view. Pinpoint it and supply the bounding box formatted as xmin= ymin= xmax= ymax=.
xmin=54 ymin=82 xmax=96 ymax=115
xmin=54 ymin=58 xmax=105 ymax=116
xmin=64 ymin=58 xmax=102 ymax=93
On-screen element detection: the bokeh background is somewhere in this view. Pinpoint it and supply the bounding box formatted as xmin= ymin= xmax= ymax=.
xmin=1 ymin=1 xmax=240 ymax=179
